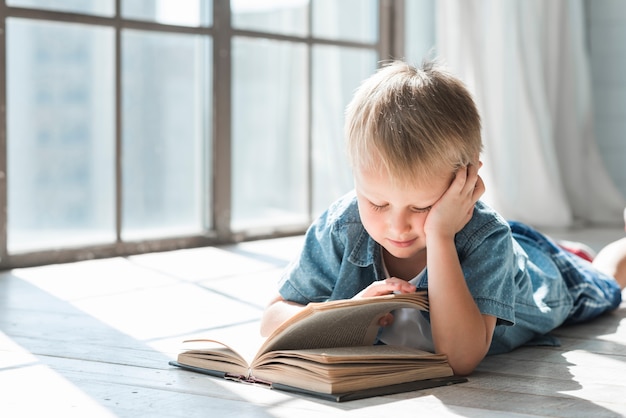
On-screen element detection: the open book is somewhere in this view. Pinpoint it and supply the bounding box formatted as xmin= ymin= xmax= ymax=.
xmin=169 ymin=291 xmax=466 ymax=402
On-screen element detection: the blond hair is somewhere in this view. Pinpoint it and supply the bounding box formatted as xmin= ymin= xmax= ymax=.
xmin=345 ymin=60 xmax=482 ymax=186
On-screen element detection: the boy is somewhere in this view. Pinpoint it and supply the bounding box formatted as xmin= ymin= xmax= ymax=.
xmin=260 ymin=60 xmax=625 ymax=376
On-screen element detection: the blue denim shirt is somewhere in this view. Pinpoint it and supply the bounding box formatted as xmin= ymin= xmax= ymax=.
xmin=278 ymin=191 xmax=621 ymax=354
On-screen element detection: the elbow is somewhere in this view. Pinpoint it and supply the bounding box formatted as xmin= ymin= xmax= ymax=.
xmin=436 ymin=316 xmax=496 ymax=376
xmin=446 ymin=347 xmax=488 ymax=376
xmin=259 ymin=320 xmax=269 ymax=338
xmin=259 ymin=295 xmax=303 ymax=338
xmin=259 ymin=295 xmax=285 ymax=337
xmin=449 ymin=358 xmax=479 ymax=376
xmin=259 ymin=317 xmax=275 ymax=338
xmin=259 ymin=309 xmax=278 ymax=337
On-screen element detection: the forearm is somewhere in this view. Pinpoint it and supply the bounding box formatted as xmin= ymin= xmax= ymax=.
xmin=260 ymin=297 xmax=305 ymax=337
xmin=427 ymin=236 xmax=493 ymax=375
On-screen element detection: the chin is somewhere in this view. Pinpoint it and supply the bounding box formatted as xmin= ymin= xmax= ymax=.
xmin=385 ymin=245 xmax=423 ymax=260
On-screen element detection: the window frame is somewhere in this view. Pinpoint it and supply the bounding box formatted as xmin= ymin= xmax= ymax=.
xmin=0 ymin=0 xmax=406 ymax=269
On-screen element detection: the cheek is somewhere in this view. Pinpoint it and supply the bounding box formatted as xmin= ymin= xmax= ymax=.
xmin=359 ymin=210 xmax=383 ymax=236
xmin=413 ymin=213 xmax=428 ymax=228
xmin=412 ymin=213 xmax=429 ymax=234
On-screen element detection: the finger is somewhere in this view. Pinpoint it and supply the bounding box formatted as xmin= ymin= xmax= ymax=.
xmin=386 ymin=277 xmax=417 ymax=292
xmin=472 ymin=175 xmax=485 ymax=200
xmin=454 ymin=166 xmax=475 ymax=199
xmin=359 ymin=279 xmax=415 ymax=297
xmin=378 ymin=313 xmax=395 ymax=327
xmin=379 ymin=278 xmax=416 ymax=294
xmin=456 ymin=165 xmax=469 ymax=183
xmin=464 ymin=164 xmax=484 ymax=195
xmin=447 ymin=165 xmax=468 ymax=194
xmin=466 ymin=163 xmax=480 ymax=185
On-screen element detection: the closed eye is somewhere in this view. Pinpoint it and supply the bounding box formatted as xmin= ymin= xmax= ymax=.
xmin=370 ymin=202 xmax=431 ymax=213
xmin=370 ymin=202 xmax=388 ymax=212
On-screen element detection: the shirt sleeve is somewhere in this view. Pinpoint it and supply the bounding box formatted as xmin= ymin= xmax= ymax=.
xmin=278 ymin=208 xmax=346 ymax=305
xmin=454 ymin=216 xmax=518 ymax=326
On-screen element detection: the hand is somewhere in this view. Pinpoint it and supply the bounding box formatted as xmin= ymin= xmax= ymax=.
xmin=353 ymin=278 xmax=416 ymax=327
xmin=424 ymin=163 xmax=485 ymax=240
xmin=354 ymin=277 xmax=417 ymax=298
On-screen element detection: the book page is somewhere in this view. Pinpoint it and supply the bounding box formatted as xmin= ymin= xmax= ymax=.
xmin=255 ymin=344 xmax=445 ymax=365
xmin=250 ymin=344 xmax=452 ymax=395
xmin=256 ymin=292 xmax=429 ymax=359
xmin=177 ymin=339 xmax=251 ymax=375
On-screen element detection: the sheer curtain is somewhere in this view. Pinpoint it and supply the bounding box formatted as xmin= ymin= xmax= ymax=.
xmin=435 ymin=0 xmax=625 ymax=228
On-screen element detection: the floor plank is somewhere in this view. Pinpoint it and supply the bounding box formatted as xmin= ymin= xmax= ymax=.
xmin=1 ymin=231 xmax=625 ymax=417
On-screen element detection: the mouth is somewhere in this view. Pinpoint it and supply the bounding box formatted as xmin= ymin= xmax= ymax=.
xmin=387 ymin=238 xmax=417 ymax=248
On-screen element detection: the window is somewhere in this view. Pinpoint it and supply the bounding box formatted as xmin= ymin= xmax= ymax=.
xmin=121 ymin=30 xmax=211 ymax=241
xmin=0 ymin=0 xmax=435 ymax=269
xmin=7 ymin=19 xmax=116 ymax=252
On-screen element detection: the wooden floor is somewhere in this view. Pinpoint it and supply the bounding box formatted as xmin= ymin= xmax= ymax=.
xmin=1 ymin=228 xmax=626 ymax=417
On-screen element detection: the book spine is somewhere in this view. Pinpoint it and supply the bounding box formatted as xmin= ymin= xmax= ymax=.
xmin=224 ymin=373 xmax=272 ymax=387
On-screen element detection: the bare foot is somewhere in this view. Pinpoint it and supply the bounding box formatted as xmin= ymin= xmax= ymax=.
xmin=593 ymin=237 xmax=626 ymax=290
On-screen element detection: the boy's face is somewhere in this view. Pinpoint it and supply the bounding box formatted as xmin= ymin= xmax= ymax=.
xmin=354 ymin=166 xmax=452 ymax=260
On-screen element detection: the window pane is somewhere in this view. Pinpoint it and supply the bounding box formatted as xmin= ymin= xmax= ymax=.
xmin=312 ymin=46 xmax=377 ymax=215
xmin=232 ymin=38 xmax=308 ymax=230
xmin=313 ymin=0 xmax=377 ymax=43
xmin=122 ymin=0 xmax=212 ymax=27
xmin=6 ymin=19 xmax=115 ymax=252
xmin=232 ymin=0 xmax=308 ymax=37
xmin=6 ymin=0 xmax=113 ymax=16
xmin=122 ymin=30 xmax=211 ymax=240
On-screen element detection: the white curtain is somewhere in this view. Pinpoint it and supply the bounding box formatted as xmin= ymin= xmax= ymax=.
xmin=435 ymin=0 xmax=625 ymax=228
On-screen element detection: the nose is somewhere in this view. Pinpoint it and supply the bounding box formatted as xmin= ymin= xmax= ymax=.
xmin=388 ymin=210 xmax=411 ymax=236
